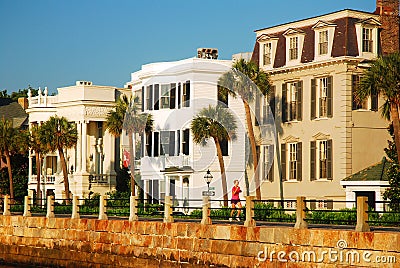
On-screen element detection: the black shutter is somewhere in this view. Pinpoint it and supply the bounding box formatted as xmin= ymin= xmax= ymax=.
xmin=153 ymin=132 xmax=159 ymax=157
xmin=281 ymin=143 xmax=286 ymax=181
xmin=141 ymin=86 xmax=145 ymax=112
xmin=327 ymin=76 xmax=333 ymax=117
xmin=327 ymin=139 xmax=333 ymax=180
xmin=170 ymin=83 xmax=176 ymax=109
xmin=146 ymin=132 xmax=152 ymax=157
xmin=177 ymin=130 xmax=180 ymax=155
xmin=297 ymin=142 xmax=302 ymax=181
xmin=297 ymin=81 xmax=303 ymax=121
xmin=371 ymin=92 xmax=378 ymax=111
xmin=268 ymin=144 xmax=274 ymax=182
xmin=154 ymin=84 xmax=160 ymax=110
xmin=149 ymin=85 xmax=153 ymax=111
xmin=311 ymin=79 xmax=316 ymax=120
xmin=269 ymin=85 xmax=276 ymax=119
xmin=310 ymin=141 xmax=316 ymax=181
xmin=327 ymin=199 xmax=333 ymax=210
xmin=178 ymin=83 xmax=181 ymax=109
xmin=169 ymin=131 xmax=175 ymax=156
xmin=352 ymin=75 xmax=358 ymax=110
xmin=282 ymin=83 xmax=288 ymax=123
xmin=183 ymin=129 xmax=190 ymax=155
xmin=184 ymin=81 xmax=190 ymax=107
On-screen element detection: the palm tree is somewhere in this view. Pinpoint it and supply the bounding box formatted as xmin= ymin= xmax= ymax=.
xmin=0 ymin=118 xmax=17 ymax=199
xmin=105 ymin=95 xmax=152 ymax=196
xmin=29 ymin=125 xmax=49 ymax=204
xmin=191 ymin=105 xmax=237 ymax=206
xmin=39 ymin=116 xmax=77 ymax=202
xmin=218 ymin=58 xmax=271 ymax=199
xmin=357 ymin=52 xmax=400 ymax=164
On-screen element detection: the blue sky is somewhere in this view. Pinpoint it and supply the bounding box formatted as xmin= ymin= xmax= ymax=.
xmin=0 ymin=0 xmax=376 ymax=94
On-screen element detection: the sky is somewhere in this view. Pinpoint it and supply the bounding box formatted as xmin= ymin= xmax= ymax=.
xmin=0 ymin=0 xmax=376 ymax=95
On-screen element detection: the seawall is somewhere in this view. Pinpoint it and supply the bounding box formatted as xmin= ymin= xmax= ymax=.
xmin=0 ymin=216 xmax=398 ymax=267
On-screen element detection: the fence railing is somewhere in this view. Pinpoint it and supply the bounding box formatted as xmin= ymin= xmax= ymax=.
xmin=1 ymin=195 xmax=399 ymax=231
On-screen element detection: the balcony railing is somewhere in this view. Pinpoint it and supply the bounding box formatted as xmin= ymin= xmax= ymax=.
xmin=28 ymin=95 xmax=57 ymax=108
xmin=30 ymin=175 xmax=56 ymax=184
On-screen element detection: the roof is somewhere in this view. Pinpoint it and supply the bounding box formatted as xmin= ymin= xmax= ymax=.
xmin=160 ymin=166 xmax=194 ymax=174
xmin=342 ymin=157 xmax=390 ymax=182
xmin=0 ymin=99 xmax=28 ymax=128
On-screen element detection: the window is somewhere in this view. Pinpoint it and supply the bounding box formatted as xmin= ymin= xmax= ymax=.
xmin=362 ymin=28 xmax=373 ymax=53
xmin=311 ymin=77 xmax=332 ymax=119
xmin=160 ymin=131 xmax=175 ymax=156
xmin=318 ymin=30 xmax=328 ymax=55
xmin=145 ymin=131 xmax=152 ymax=156
xmin=262 ymin=145 xmax=274 ymax=182
xmin=170 ymin=83 xmax=176 ymax=109
xmin=281 ymin=142 xmax=302 ymax=181
xmin=146 ymin=85 xmax=153 ymax=110
xmin=182 ymin=81 xmax=190 ymax=107
xmin=310 ymin=139 xmax=332 ymax=181
xmin=282 ymin=81 xmax=302 ymax=122
xmin=263 ymin=43 xmax=272 ymax=65
xmin=153 ymin=132 xmax=159 ymax=157
xmin=154 ymin=84 xmax=160 ymax=110
xmin=182 ymin=129 xmax=190 ymax=155
xmin=161 ymin=84 xmax=170 ymax=109
xmin=159 ymin=180 xmax=165 ymax=201
xmin=289 ymin=37 xmax=298 ymax=60
xmin=217 ymin=86 xmax=228 ymax=107
xmin=352 ymin=75 xmax=378 ymax=111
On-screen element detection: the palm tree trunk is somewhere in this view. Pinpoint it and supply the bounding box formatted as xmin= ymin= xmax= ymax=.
xmin=58 ymin=148 xmax=70 ymax=204
xmin=5 ymin=150 xmax=14 ymax=200
xmin=214 ymin=137 xmax=229 ymax=207
xmin=243 ymin=101 xmax=261 ymax=200
xmin=390 ymin=103 xmax=400 ymax=164
xmin=128 ymin=131 xmax=136 ymax=196
xmin=35 ymin=152 xmax=41 ymax=205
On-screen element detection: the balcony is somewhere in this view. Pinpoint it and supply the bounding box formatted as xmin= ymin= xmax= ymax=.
xmin=30 ymin=175 xmax=56 ymax=184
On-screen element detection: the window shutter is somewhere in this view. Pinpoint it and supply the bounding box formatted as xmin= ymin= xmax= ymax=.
xmin=268 ymin=144 xmax=274 ymax=182
xmin=310 ymin=141 xmax=316 ymax=181
xmin=282 ymin=83 xmax=288 ymax=123
xmin=327 ymin=76 xmax=333 ymax=117
xmin=310 ymin=200 xmax=316 ymax=210
xmin=141 ymin=86 xmax=145 ymax=112
xmin=327 ymin=199 xmax=333 ymax=210
xmin=371 ymin=92 xmax=378 ymax=111
xmin=183 ymin=129 xmax=190 ymax=155
xmin=178 ymin=83 xmax=181 ymax=109
xmin=297 ymin=142 xmax=302 ymax=181
xmin=297 ymin=81 xmax=303 ymax=121
xmin=311 ymin=79 xmax=316 ymax=119
xmin=177 ymin=130 xmax=180 ymax=155
xmin=327 ymin=139 xmax=333 ymax=180
xmin=154 ymin=84 xmax=160 ymax=110
xmin=352 ymin=75 xmax=358 ymax=110
xmin=146 ymin=132 xmax=152 ymax=157
xmin=169 ymin=131 xmax=176 ymax=156
xmin=153 ymin=132 xmax=159 ymax=157
xmin=281 ymin=143 xmax=286 ymax=181
xmin=149 ymin=85 xmax=153 ymax=111
xmin=255 ymin=93 xmax=261 ymax=126
xmin=269 ymin=85 xmax=276 ymax=119
xmin=170 ymin=83 xmax=176 ymax=109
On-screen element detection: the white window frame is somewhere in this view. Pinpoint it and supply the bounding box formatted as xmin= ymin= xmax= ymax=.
xmin=362 ymin=27 xmax=373 ymax=53
xmin=263 ymin=42 xmax=272 ymax=66
xmin=161 ymin=84 xmax=170 ymax=109
xmin=318 ymin=140 xmax=328 ymax=180
xmin=288 ymin=143 xmax=298 ymax=181
xmin=355 ymin=19 xmax=380 ymax=59
xmin=289 ymin=36 xmax=298 ymax=61
xmin=283 ymin=29 xmax=305 ymax=67
xmin=318 ymin=30 xmax=328 ymax=55
xmin=317 ymin=77 xmax=328 ymax=118
xmin=312 ymin=22 xmax=336 ymax=61
xmin=257 ymin=35 xmax=279 ymax=70
xmin=287 ymin=82 xmax=298 ymax=122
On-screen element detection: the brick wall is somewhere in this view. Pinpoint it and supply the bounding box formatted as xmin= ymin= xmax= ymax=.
xmin=0 ymin=216 xmax=398 ymax=267
xmin=376 ymin=0 xmax=400 ymax=54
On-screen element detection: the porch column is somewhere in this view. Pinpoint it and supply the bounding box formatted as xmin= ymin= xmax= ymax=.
xmin=165 ymin=175 xmax=170 ymax=197
xmin=81 ymin=121 xmax=88 ymax=173
xmin=28 ymin=153 xmax=33 ymax=183
xmin=76 ymin=122 xmax=82 ymax=172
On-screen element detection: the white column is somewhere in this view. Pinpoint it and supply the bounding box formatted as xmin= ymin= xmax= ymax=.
xmin=81 ymin=121 xmax=88 ymax=173
xmin=28 ymin=153 xmax=33 ymax=183
xmin=165 ymin=175 xmax=170 ymax=196
xmin=76 ymin=122 xmax=82 ymax=172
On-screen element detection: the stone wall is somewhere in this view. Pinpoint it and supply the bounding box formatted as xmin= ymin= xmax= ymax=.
xmin=0 ymin=216 xmax=398 ymax=267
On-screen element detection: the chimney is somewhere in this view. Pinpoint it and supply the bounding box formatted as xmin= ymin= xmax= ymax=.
xmin=18 ymin=97 xmax=28 ymax=110
xmin=375 ymin=0 xmax=400 ymax=54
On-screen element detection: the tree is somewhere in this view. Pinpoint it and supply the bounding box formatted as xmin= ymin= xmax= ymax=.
xmin=357 ymin=53 xmax=400 ymax=164
xmin=39 ymin=116 xmax=77 ymax=202
xmin=191 ymin=105 xmax=237 ymax=206
xmin=29 ymin=125 xmax=49 ymax=204
xmin=105 ymin=95 xmax=152 ymax=196
xmin=218 ymin=58 xmax=271 ymax=199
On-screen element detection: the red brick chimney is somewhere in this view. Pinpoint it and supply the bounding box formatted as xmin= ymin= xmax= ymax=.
xmin=375 ymin=0 xmax=400 ymax=54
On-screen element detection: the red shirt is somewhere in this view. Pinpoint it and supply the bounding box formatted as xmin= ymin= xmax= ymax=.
xmin=232 ymin=185 xmax=241 ymax=200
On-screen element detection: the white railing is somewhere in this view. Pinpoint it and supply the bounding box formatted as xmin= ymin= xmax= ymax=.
xmin=164 ymin=154 xmax=190 ymax=168
xmin=30 ymin=175 xmax=56 ymax=184
xmin=28 ymin=96 xmax=57 ymax=108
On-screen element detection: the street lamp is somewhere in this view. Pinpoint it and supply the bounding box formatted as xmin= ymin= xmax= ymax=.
xmin=204 ymin=169 xmax=213 ymax=193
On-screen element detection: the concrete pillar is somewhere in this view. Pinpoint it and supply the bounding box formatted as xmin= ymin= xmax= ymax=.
xmin=163 ymin=196 xmax=174 ymax=223
xmin=200 ymin=196 xmax=212 ymax=225
xmin=3 ymin=195 xmax=10 ymax=216
xmin=23 ymin=196 xmax=32 ymax=217
xmin=46 ymin=195 xmax=55 ymax=218
xmin=81 ymin=122 xmax=88 ymax=173
xmin=71 ymin=195 xmax=80 ymax=219
xmin=355 ymin=196 xmax=370 ymax=232
xmin=244 ymin=196 xmax=256 ymax=227
xmin=98 ymin=195 xmax=108 ymax=220
xmin=129 ymin=195 xmax=138 ymax=221
xmin=294 ymin=196 xmax=308 ymax=229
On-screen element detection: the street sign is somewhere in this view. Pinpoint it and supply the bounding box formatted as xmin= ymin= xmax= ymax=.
xmin=202 ymin=191 xmax=215 ymax=196
xmin=209 ymin=187 xmax=215 ymax=191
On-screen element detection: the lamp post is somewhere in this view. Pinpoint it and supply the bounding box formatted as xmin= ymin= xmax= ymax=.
xmin=204 ymin=169 xmax=213 ymax=194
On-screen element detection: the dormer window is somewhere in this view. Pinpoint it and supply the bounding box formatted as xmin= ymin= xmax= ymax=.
xmin=263 ymin=43 xmax=272 ymax=65
xmin=312 ymin=21 xmax=336 ymax=61
xmin=289 ymin=37 xmax=299 ymax=60
xmin=318 ymin=30 xmax=328 ymax=55
xmin=355 ymin=18 xmax=381 ymax=59
xmin=257 ymin=34 xmax=279 ymax=69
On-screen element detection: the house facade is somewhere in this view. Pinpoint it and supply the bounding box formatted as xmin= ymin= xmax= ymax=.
xmin=252 ymin=3 xmax=398 ymax=207
xmin=26 ymin=81 xmax=131 ymax=200
xmin=125 ymin=55 xmax=248 ymax=206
